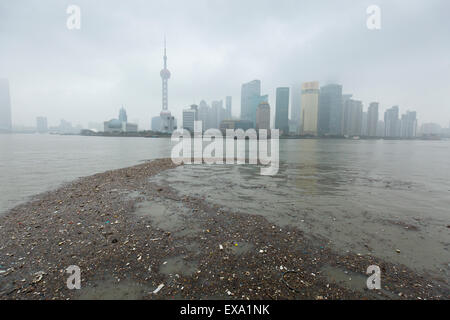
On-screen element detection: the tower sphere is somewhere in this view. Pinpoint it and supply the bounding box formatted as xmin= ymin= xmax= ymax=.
xmin=160 ymin=69 xmax=171 ymax=79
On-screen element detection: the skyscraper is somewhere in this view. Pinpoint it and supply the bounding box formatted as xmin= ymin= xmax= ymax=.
xmin=183 ymin=105 xmax=198 ymax=133
xmin=225 ymin=96 xmax=232 ymax=119
xmin=384 ymin=106 xmax=400 ymax=137
xmin=400 ymin=111 xmax=417 ymax=138
xmin=274 ymin=87 xmax=289 ymax=134
xmin=367 ymin=102 xmax=379 ymax=137
xmin=198 ymin=100 xmax=210 ymax=130
xmin=290 ymin=85 xmax=301 ymax=133
xmin=361 ymin=112 xmax=368 ymax=136
xmin=300 ymin=81 xmax=320 ymax=135
xmin=256 ymin=101 xmax=271 ymax=131
xmin=318 ymin=84 xmax=343 ymax=136
xmin=0 ymin=79 xmax=12 ymax=132
xmin=342 ymin=97 xmax=363 ymax=137
xmin=118 ymin=107 xmax=128 ymax=123
xmin=240 ymin=80 xmax=267 ymax=128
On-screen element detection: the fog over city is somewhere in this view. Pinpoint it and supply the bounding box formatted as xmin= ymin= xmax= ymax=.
xmin=1 ymin=0 xmax=449 ymax=129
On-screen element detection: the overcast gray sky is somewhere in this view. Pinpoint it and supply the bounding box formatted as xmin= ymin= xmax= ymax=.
xmin=1 ymin=0 xmax=449 ymax=129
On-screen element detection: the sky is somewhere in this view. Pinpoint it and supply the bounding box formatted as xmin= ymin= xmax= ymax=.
xmin=1 ymin=0 xmax=449 ymax=129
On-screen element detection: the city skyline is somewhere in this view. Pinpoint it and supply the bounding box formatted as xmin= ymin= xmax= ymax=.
xmin=1 ymin=0 xmax=449 ymax=129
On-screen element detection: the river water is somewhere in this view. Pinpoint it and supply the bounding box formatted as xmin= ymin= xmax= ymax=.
xmin=0 ymin=134 xmax=449 ymax=276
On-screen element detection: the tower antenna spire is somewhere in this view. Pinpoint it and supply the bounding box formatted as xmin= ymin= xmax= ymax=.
xmin=163 ymin=36 xmax=167 ymax=69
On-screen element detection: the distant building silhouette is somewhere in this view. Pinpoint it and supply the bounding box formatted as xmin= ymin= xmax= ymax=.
xmin=384 ymin=106 xmax=400 ymax=137
xmin=256 ymin=101 xmax=271 ymax=131
xmin=274 ymin=87 xmax=289 ymax=134
xmin=300 ymin=81 xmax=320 ymax=135
xmin=104 ymin=107 xmax=138 ymax=133
xmin=241 ymin=80 xmax=268 ymax=128
xmin=367 ymin=102 xmax=379 ymax=137
xmin=225 ymin=96 xmax=232 ymax=119
xmin=400 ymin=111 xmax=417 ymax=138
xmin=342 ymin=95 xmax=363 ymax=137
xmin=183 ymin=104 xmax=198 ymax=133
xmin=318 ymin=84 xmax=343 ymax=136
xmin=290 ymin=85 xmax=302 ymax=133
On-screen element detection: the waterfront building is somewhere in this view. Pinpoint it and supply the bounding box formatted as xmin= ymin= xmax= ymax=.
xmin=225 ymin=96 xmax=232 ymax=119
xmin=376 ymin=120 xmax=385 ymax=137
xmin=197 ymin=100 xmax=210 ymax=130
xmin=384 ymin=106 xmax=400 ymax=137
xmin=104 ymin=107 xmax=138 ymax=133
xmin=0 ymin=78 xmax=12 ymax=132
xmin=290 ymin=85 xmax=302 ymax=134
xmin=36 ymin=117 xmax=48 ymax=133
xmin=318 ymin=84 xmax=343 ymax=136
xmin=367 ymin=102 xmax=379 ymax=137
xmin=300 ymin=81 xmax=320 ymax=135
xmin=256 ymin=101 xmax=271 ymax=131
xmin=183 ymin=104 xmax=198 ymax=133
xmin=342 ymin=96 xmax=363 ymax=137
xmin=241 ymin=80 xmax=268 ymax=128
xmin=400 ymin=111 xmax=417 ymax=138
xmin=361 ymin=112 xmax=368 ymax=136
xmin=274 ymin=87 xmax=289 ymax=134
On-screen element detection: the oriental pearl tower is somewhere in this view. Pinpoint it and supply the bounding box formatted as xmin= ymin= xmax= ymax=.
xmin=159 ymin=38 xmax=175 ymax=133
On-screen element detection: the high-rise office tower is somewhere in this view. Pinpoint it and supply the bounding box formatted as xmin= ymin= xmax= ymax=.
xmin=118 ymin=107 xmax=128 ymax=123
xmin=300 ymin=81 xmax=320 ymax=135
xmin=198 ymin=100 xmax=210 ymax=130
xmin=36 ymin=117 xmax=48 ymax=133
xmin=240 ymin=80 xmax=268 ymax=128
xmin=367 ymin=102 xmax=379 ymax=137
xmin=400 ymin=111 xmax=417 ymax=138
xmin=318 ymin=84 xmax=343 ymax=136
xmin=384 ymin=106 xmax=400 ymax=137
xmin=361 ymin=112 xmax=368 ymax=136
xmin=0 ymin=79 xmax=12 ymax=132
xmin=211 ymin=100 xmax=226 ymax=129
xmin=225 ymin=96 xmax=232 ymax=119
xmin=376 ymin=120 xmax=385 ymax=137
xmin=290 ymin=85 xmax=301 ymax=133
xmin=183 ymin=104 xmax=198 ymax=133
xmin=342 ymin=97 xmax=363 ymax=136
xmin=256 ymin=101 xmax=271 ymax=131
xmin=274 ymin=87 xmax=289 ymax=134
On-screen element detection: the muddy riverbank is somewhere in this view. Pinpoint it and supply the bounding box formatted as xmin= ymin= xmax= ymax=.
xmin=0 ymin=159 xmax=448 ymax=300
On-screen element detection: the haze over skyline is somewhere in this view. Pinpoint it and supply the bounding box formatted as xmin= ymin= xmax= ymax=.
xmin=1 ymin=0 xmax=449 ymax=129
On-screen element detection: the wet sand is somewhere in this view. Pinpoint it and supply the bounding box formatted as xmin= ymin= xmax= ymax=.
xmin=0 ymin=159 xmax=448 ymax=300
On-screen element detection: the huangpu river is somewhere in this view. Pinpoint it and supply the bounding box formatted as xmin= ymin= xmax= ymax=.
xmin=0 ymin=134 xmax=449 ymax=276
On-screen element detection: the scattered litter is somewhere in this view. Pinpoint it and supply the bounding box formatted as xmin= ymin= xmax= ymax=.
xmin=152 ymin=284 xmax=164 ymax=294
